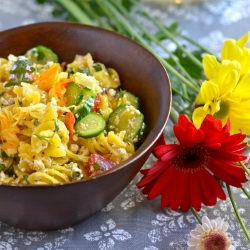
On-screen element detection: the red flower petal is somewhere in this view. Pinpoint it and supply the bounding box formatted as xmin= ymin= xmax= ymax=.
xmin=170 ymin=170 xmax=189 ymax=211
xmin=200 ymin=115 xmax=222 ymax=132
xmin=180 ymin=175 xmax=191 ymax=212
xmin=178 ymin=114 xmax=192 ymax=127
xmin=208 ymin=158 xmax=246 ymax=187
xmin=141 ymin=177 xmax=159 ymax=195
xmin=189 ymin=172 xmax=202 ymax=211
xmin=154 ymin=144 xmax=180 ymax=158
xmin=201 ymin=170 xmax=226 ymax=201
xmin=197 ymin=170 xmax=218 ymax=206
xmin=161 ymin=145 xmax=182 ymax=161
xmin=161 ymin=177 xmax=176 ymax=208
xmin=137 ymin=161 xmax=169 ymax=188
xmin=209 ymin=149 xmax=247 ymax=162
xmin=148 ymin=158 xmax=171 ymax=175
xmin=148 ymin=165 xmax=175 ymax=200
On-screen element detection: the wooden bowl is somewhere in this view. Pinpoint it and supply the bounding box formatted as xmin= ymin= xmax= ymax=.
xmin=0 ymin=22 xmax=171 ymax=231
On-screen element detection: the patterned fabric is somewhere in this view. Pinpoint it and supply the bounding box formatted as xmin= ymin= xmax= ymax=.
xmin=0 ymin=0 xmax=250 ymax=249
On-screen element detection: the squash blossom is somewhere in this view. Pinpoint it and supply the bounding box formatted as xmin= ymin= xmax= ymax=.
xmin=192 ymin=32 xmax=250 ymax=135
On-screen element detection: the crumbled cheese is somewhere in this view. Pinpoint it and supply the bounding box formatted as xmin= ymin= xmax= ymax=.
xmin=73 ymin=134 xmax=79 ymax=141
xmin=69 ymin=144 xmax=79 ymax=153
xmin=33 ymin=159 xmax=45 ymax=171
xmin=78 ymin=146 xmax=89 ymax=156
xmin=108 ymin=89 xmax=116 ymax=96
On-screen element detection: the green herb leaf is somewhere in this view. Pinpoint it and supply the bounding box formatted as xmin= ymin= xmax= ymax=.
xmin=5 ymin=56 xmax=35 ymax=87
xmin=8 ymin=166 xmax=15 ymax=177
xmin=93 ymin=64 xmax=102 ymax=72
xmin=93 ymin=163 xmax=100 ymax=170
xmin=54 ymin=120 xmax=60 ymax=132
xmin=33 ymin=119 xmax=39 ymax=126
xmin=0 ymin=164 xmax=5 ymax=171
xmin=34 ymin=133 xmax=52 ymax=143
xmin=23 ymin=174 xmax=30 ymax=183
xmin=78 ymin=67 xmax=92 ymax=76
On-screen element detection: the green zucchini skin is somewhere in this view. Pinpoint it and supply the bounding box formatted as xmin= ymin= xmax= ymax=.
xmin=119 ymin=90 xmax=140 ymax=109
xmin=73 ymin=87 xmax=97 ymax=122
xmin=25 ymin=45 xmax=58 ymax=65
xmin=74 ymin=112 xmax=105 ymax=138
xmin=107 ymin=104 xmax=144 ymax=143
xmin=65 ymin=82 xmax=83 ymax=107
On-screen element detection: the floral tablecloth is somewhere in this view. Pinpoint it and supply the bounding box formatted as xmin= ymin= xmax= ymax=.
xmin=0 ymin=0 xmax=250 ymax=249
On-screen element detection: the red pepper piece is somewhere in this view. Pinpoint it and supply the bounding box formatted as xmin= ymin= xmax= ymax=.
xmin=85 ymin=154 xmax=116 ymax=177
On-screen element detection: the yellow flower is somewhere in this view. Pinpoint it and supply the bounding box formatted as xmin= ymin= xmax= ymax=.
xmin=203 ymin=32 xmax=250 ymax=79
xmin=222 ymin=31 xmax=250 ymax=76
xmin=193 ymin=60 xmax=250 ymax=135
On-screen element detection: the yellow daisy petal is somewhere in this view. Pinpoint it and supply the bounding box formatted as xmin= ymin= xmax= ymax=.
xmin=221 ymin=39 xmax=243 ymax=62
xmin=200 ymin=80 xmax=220 ymax=102
xmin=232 ymin=71 xmax=250 ymax=101
xmin=202 ymin=54 xmax=221 ymax=80
xmin=192 ymin=106 xmax=209 ymax=129
xmin=237 ymin=31 xmax=250 ymax=47
xmin=228 ymin=99 xmax=250 ymax=134
xmin=217 ymin=60 xmax=240 ymax=95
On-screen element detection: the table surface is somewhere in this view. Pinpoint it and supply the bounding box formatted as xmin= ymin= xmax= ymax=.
xmin=0 ymin=0 xmax=250 ymax=249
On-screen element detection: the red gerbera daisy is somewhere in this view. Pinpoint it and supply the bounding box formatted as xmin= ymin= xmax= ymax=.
xmin=137 ymin=114 xmax=247 ymax=212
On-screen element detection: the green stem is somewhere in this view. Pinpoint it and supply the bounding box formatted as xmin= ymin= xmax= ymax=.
xmin=170 ymin=107 xmax=179 ymax=125
xmin=239 ymin=161 xmax=250 ymax=177
xmin=133 ymin=1 xmax=203 ymax=70
xmin=101 ymin=1 xmax=199 ymax=93
xmin=226 ymin=184 xmax=250 ymax=242
xmin=242 ymin=188 xmax=250 ymax=200
xmin=171 ymin=86 xmax=191 ymax=102
xmin=97 ymin=0 xmax=126 ymax=34
xmin=190 ymin=206 xmax=202 ymax=224
xmin=75 ymin=0 xmax=113 ymax=30
xmin=179 ymin=34 xmax=214 ymax=55
xmin=55 ymin=0 xmax=93 ymax=25
xmin=111 ymin=0 xmax=198 ymax=89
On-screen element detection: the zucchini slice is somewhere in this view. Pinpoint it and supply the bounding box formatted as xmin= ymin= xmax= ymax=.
xmin=64 ymin=82 xmax=83 ymax=107
xmin=118 ymin=90 xmax=140 ymax=109
xmin=107 ymin=104 xmax=144 ymax=143
xmin=74 ymin=112 xmax=105 ymax=138
xmin=25 ymin=45 xmax=58 ymax=65
xmin=74 ymin=87 xmax=96 ymax=122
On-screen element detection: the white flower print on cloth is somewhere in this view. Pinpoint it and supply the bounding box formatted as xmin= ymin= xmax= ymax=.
xmin=101 ymin=202 xmax=115 ymax=212
xmin=0 ymin=242 xmax=12 ymax=250
xmin=83 ymin=219 xmax=132 ymax=250
xmin=144 ymin=246 xmax=159 ymax=250
xmin=149 ymin=210 xmax=187 ymax=243
xmin=0 ymin=223 xmax=70 ymax=250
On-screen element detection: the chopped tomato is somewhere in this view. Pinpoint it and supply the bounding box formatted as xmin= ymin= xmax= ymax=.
xmin=91 ymin=94 xmax=101 ymax=112
xmin=85 ymin=154 xmax=116 ymax=177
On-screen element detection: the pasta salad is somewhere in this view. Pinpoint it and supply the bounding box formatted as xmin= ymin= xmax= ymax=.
xmin=0 ymin=46 xmax=146 ymax=184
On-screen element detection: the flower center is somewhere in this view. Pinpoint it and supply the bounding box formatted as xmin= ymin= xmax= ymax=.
xmin=170 ymin=145 xmax=209 ymax=173
xmin=213 ymin=100 xmax=229 ymax=120
xmin=201 ymin=231 xmax=230 ymax=250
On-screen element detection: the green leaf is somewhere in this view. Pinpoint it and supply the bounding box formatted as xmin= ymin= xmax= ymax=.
xmin=166 ymin=47 xmax=204 ymax=79
xmin=54 ymin=120 xmax=60 ymax=132
xmin=93 ymin=163 xmax=100 ymax=170
xmin=33 ymin=119 xmax=39 ymax=126
xmin=34 ymin=133 xmax=53 ymax=143
xmin=23 ymin=174 xmax=30 ymax=184
xmin=5 ymin=56 xmax=35 ymax=87
xmin=0 ymin=164 xmax=5 ymax=171
xmin=93 ymin=64 xmax=102 ymax=72
xmin=8 ymin=166 xmax=15 ymax=177
xmin=78 ymin=67 xmax=92 ymax=76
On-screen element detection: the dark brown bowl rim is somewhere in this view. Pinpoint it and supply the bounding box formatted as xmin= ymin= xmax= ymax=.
xmin=0 ymin=21 xmax=172 ymax=188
